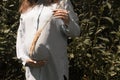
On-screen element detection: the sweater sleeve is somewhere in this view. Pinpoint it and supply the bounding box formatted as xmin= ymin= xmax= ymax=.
xmin=16 ymin=16 xmax=30 ymax=66
xmin=61 ymin=0 xmax=80 ymax=37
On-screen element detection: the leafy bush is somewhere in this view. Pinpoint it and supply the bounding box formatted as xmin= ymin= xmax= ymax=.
xmin=0 ymin=0 xmax=25 ymax=79
xmin=69 ymin=0 xmax=120 ymax=80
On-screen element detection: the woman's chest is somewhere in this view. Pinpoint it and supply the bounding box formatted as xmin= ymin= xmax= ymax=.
xmin=22 ymin=5 xmax=57 ymax=33
xmin=23 ymin=5 xmax=56 ymax=25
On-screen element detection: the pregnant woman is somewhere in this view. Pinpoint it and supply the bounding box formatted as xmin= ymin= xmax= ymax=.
xmin=16 ymin=0 xmax=80 ymax=80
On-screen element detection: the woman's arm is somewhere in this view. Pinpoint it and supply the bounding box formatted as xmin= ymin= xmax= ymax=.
xmin=63 ymin=0 xmax=80 ymax=37
xmin=16 ymin=16 xmax=47 ymax=67
xmin=53 ymin=0 xmax=80 ymax=37
xmin=16 ymin=17 xmax=30 ymax=66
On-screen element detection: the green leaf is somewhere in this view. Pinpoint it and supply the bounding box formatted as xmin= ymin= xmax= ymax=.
xmin=83 ymin=39 xmax=91 ymax=45
xmin=107 ymin=2 xmax=112 ymax=9
xmin=109 ymin=71 xmax=117 ymax=77
xmin=86 ymin=53 xmax=92 ymax=58
xmin=95 ymin=26 xmax=106 ymax=34
xmin=97 ymin=37 xmax=109 ymax=42
xmin=101 ymin=17 xmax=114 ymax=25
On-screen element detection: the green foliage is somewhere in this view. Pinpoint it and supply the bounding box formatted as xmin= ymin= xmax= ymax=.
xmin=0 ymin=0 xmax=24 ymax=79
xmin=0 ymin=0 xmax=120 ymax=80
xmin=69 ymin=0 xmax=120 ymax=80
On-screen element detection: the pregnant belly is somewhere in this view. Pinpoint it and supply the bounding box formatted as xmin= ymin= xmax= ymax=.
xmin=30 ymin=44 xmax=50 ymax=61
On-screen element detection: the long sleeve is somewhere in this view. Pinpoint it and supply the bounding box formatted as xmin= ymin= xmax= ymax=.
xmin=61 ymin=0 xmax=80 ymax=37
xmin=16 ymin=17 xmax=30 ymax=66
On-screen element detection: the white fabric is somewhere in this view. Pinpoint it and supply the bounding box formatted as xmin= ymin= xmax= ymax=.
xmin=16 ymin=0 xmax=80 ymax=80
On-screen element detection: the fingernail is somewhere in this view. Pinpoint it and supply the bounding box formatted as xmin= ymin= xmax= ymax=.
xmin=33 ymin=61 xmax=37 ymax=63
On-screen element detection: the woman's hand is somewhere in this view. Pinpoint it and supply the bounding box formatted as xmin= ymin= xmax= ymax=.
xmin=53 ymin=9 xmax=70 ymax=25
xmin=26 ymin=59 xmax=47 ymax=67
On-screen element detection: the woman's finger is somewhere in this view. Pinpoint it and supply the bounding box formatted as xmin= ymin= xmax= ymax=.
xmin=26 ymin=59 xmax=47 ymax=67
xmin=53 ymin=9 xmax=70 ymax=24
xmin=53 ymin=9 xmax=68 ymax=15
xmin=54 ymin=9 xmax=68 ymax=13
